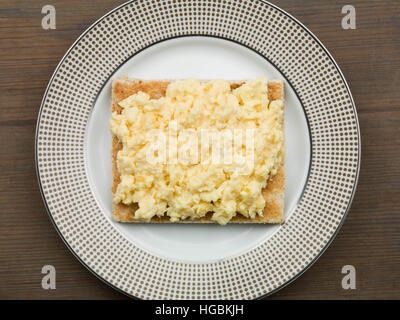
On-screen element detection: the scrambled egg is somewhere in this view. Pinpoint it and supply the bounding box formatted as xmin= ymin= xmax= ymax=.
xmin=110 ymin=78 xmax=284 ymax=225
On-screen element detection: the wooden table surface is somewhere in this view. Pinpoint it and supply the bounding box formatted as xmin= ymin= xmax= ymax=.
xmin=0 ymin=0 xmax=399 ymax=300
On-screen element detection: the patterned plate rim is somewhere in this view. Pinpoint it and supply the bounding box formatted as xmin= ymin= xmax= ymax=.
xmin=35 ymin=0 xmax=361 ymax=299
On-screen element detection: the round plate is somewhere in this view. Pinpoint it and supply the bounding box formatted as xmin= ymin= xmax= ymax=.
xmin=36 ymin=0 xmax=360 ymax=299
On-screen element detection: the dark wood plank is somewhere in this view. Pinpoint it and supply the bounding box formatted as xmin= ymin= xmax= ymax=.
xmin=0 ymin=0 xmax=399 ymax=299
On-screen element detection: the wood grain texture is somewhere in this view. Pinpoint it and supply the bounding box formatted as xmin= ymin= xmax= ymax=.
xmin=0 ymin=0 xmax=399 ymax=300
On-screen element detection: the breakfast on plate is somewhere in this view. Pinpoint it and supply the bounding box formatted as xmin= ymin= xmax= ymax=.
xmin=110 ymin=77 xmax=285 ymax=225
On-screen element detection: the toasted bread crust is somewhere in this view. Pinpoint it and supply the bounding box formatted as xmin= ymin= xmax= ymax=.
xmin=111 ymin=78 xmax=284 ymax=223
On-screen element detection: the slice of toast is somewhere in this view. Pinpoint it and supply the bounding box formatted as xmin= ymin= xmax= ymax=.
xmin=111 ymin=78 xmax=285 ymax=223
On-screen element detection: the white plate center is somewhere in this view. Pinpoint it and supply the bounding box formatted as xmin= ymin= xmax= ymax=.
xmin=86 ymin=37 xmax=310 ymax=263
